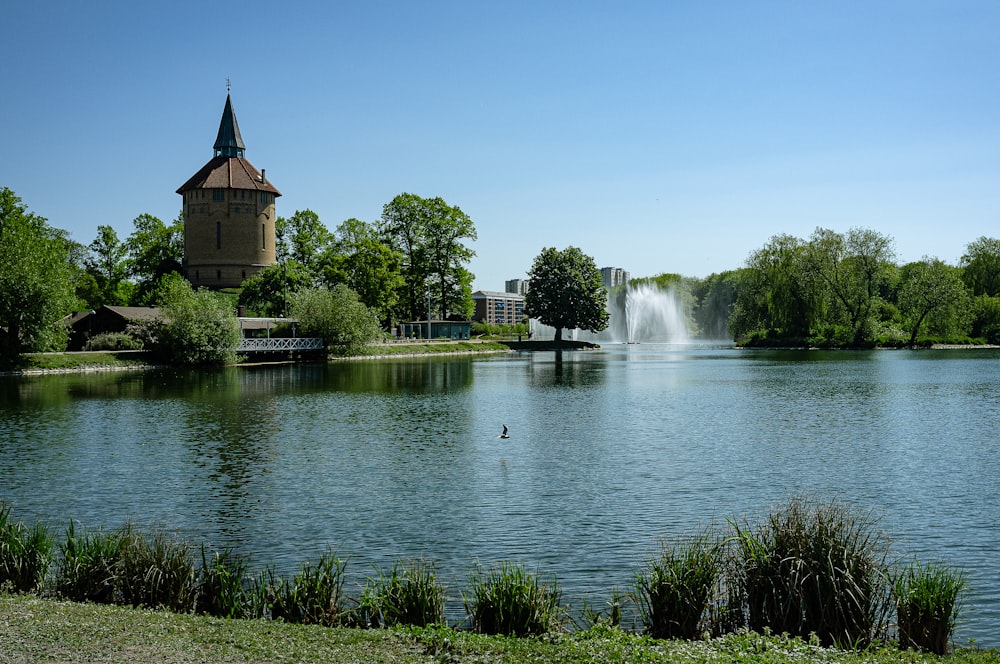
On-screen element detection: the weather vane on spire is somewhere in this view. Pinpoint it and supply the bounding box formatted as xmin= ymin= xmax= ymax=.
xmin=226 ymin=77 xmax=231 ymax=93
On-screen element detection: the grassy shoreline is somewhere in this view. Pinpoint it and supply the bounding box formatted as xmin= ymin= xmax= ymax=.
xmin=3 ymin=594 xmax=995 ymax=664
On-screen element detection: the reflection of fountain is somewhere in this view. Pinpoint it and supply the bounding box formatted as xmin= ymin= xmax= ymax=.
xmin=530 ymin=283 xmax=690 ymax=343
xmin=605 ymin=283 xmax=690 ymax=344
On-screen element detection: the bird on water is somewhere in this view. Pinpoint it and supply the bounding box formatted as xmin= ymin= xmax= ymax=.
xmin=500 ymin=424 xmax=510 ymax=439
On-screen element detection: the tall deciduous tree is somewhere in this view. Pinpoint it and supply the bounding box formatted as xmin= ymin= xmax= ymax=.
xmin=380 ymin=193 xmax=476 ymax=322
xmin=0 ymin=188 xmax=76 ymax=358
xmin=321 ymin=218 xmax=403 ymax=320
xmin=960 ymin=236 xmax=1000 ymax=297
xmin=85 ymin=225 xmax=133 ymax=307
xmin=729 ymin=234 xmax=818 ymax=342
xmin=238 ymin=260 xmax=314 ymax=317
xmin=524 ymin=246 xmax=609 ymax=342
xmin=804 ymin=227 xmax=895 ymax=346
xmin=897 ymin=258 xmax=972 ymax=346
xmin=125 ymin=213 xmax=183 ymax=305
xmin=275 ymin=209 xmax=331 ymax=280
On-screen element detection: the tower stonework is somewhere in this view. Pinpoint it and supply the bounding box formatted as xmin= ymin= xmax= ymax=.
xmin=177 ymin=94 xmax=281 ymax=289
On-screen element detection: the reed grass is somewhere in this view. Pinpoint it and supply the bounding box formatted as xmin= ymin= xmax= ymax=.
xmin=893 ymin=560 xmax=967 ymax=655
xmin=353 ymin=559 xmax=446 ymax=628
xmin=465 ymin=562 xmax=563 ymax=636
xmin=0 ymin=503 xmax=52 ymax=593
xmin=53 ymin=519 xmax=123 ymax=602
xmin=268 ymin=550 xmax=346 ymax=626
xmin=634 ymin=532 xmax=722 ymax=640
xmin=115 ymin=524 xmax=199 ymax=613
xmin=730 ymin=497 xmax=892 ymax=648
xmin=197 ymin=546 xmax=269 ymax=619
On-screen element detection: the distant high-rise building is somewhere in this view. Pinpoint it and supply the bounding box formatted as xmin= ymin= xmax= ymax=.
xmin=600 ymin=267 xmax=629 ymax=289
xmin=505 ymin=278 xmax=529 ymax=295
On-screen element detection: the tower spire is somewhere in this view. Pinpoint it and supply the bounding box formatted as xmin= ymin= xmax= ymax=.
xmin=213 ymin=92 xmax=245 ymax=158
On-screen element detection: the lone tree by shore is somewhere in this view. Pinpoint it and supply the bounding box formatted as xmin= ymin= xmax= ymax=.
xmin=524 ymin=246 xmax=609 ymax=342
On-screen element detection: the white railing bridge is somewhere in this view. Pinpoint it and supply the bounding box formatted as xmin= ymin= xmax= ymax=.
xmin=237 ymin=337 xmax=324 ymax=353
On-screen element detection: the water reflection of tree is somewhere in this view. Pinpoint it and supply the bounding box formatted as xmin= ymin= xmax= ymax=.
xmin=529 ymin=351 xmax=607 ymax=389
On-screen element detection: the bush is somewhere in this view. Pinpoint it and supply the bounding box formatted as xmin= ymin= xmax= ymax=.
xmin=0 ymin=503 xmax=52 ymax=593
xmin=268 ymin=550 xmax=346 ymax=626
xmin=290 ymin=285 xmax=381 ymax=356
xmin=634 ymin=532 xmax=721 ymax=640
xmin=153 ymin=276 xmax=241 ymax=365
xmin=465 ymin=562 xmax=562 ymax=636
xmin=730 ymin=498 xmax=891 ymax=648
xmin=353 ymin=560 xmax=446 ymax=628
xmin=893 ymin=560 xmax=967 ymax=655
xmin=84 ymin=332 xmax=143 ymax=351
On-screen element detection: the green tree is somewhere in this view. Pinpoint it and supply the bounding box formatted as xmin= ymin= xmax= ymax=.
xmin=524 ymin=246 xmax=609 ymax=342
xmin=897 ymin=258 xmax=972 ymax=346
xmin=321 ymin=218 xmax=403 ymax=320
xmin=125 ymin=213 xmax=183 ymax=305
xmin=85 ymin=225 xmax=133 ymax=307
xmin=691 ymin=271 xmax=741 ymax=339
xmin=959 ymin=236 xmax=1000 ymax=297
xmin=290 ymin=285 xmax=382 ymax=356
xmin=0 ymin=187 xmax=76 ymax=359
xmin=422 ymin=197 xmax=477 ymax=320
xmin=380 ymin=193 xmax=476 ymax=322
xmin=804 ymin=227 xmax=895 ymax=346
xmin=275 ymin=209 xmax=331 ymax=280
xmin=730 ymin=235 xmax=818 ymax=342
xmin=238 ymin=260 xmax=314 ymax=317
xmin=153 ymin=275 xmax=241 ymax=365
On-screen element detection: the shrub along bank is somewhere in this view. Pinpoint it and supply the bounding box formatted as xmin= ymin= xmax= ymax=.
xmin=0 ymin=499 xmax=981 ymax=657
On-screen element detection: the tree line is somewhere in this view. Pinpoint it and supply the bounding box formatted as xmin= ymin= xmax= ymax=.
xmin=683 ymin=228 xmax=1000 ymax=347
xmin=3 ymin=183 xmax=999 ymax=363
xmin=0 ymin=187 xmax=477 ymax=363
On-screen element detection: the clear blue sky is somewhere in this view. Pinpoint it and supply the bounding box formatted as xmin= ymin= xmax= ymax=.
xmin=3 ymin=1 xmax=998 ymax=292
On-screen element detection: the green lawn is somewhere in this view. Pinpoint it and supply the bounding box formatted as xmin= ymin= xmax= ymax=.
xmin=2 ymin=594 xmax=996 ymax=663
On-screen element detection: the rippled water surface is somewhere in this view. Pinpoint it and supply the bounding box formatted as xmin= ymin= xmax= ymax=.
xmin=2 ymin=346 xmax=998 ymax=643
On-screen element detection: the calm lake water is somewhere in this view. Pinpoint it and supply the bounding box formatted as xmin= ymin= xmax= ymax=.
xmin=2 ymin=345 xmax=998 ymax=644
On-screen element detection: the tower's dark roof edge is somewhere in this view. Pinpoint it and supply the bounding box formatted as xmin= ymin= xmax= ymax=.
xmin=176 ymin=156 xmax=281 ymax=195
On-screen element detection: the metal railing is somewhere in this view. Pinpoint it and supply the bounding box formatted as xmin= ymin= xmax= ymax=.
xmin=237 ymin=337 xmax=324 ymax=353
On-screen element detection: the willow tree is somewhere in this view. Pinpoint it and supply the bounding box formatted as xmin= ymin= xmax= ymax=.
xmin=524 ymin=246 xmax=609 ymax=342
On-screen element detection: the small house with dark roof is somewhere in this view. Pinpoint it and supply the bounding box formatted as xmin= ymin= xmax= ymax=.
xmin=177 ymin=94 xmax=281 ymax=289
xmin=66 ymin=306 xmax=162 ymax=350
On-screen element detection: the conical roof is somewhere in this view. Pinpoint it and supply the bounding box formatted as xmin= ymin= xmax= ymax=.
xmin=213 ymin=94 xmax=245 ymax=158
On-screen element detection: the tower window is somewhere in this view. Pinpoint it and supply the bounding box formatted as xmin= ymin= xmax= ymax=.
xmin=262 ymin=224 xmax=266 ymax=250
xmin=217 ymin=270 xmax=221 ymax=280
xmin=216 ymin=222 xmax=222 ymax=250
xmin=213 ymin=190 xmax=225 ymax=202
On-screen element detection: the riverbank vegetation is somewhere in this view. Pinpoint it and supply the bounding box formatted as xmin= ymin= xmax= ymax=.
xmin=0 ymin=499 xmax=983 ymax=657
xmin=5 ymin=184 xmax=1000 ymax=364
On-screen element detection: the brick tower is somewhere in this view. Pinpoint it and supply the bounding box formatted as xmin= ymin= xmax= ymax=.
xmin=177 ymin=94 xmax=281 ymax=288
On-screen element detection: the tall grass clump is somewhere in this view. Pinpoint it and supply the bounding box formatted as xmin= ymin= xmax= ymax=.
xmin=0 ymin=504 xmax=52 ymax=593
xmin=353 ymin=559 xmax=446 ymax=628
xmin=197 ymin=547 xmax=268 ymax=619
xmin=893 ymin=560 xmax=967 ymax=655
xmin=730 ymin=497 xmax=891 ymax=648
xmin=634 ymin=532 xmax=722 ymax=640
xmin=465 ymin=562 xmax=562 ymax=636
xmin=116 ymin=525 xmax=199 ymax=613
xmin=268 ymin=550 xmax=346 ymax=626
xmin=54 ymin=519 xmax=123 ymax=602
